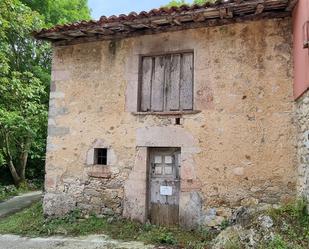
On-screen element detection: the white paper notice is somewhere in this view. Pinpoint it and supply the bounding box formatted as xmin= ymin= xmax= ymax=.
xmin=160 ymin=186 xmax=173 ymax=196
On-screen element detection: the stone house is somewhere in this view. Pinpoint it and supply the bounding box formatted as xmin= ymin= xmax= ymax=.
xmin=34 ymin=0 xmax=307 ymax=228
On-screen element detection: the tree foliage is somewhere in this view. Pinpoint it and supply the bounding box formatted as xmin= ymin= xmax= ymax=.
xmin=193 ymin=0 xmax=216 ymax=4
xmin=0 ymin=0 xmax=48 ymax=185
xmin=165 ymin=0 xmax=186 ymax=7
xmin=20 ymin=0 xmax=91 ymax=27
xmin=165 ymin=0 xmax=215 ymax=7
xmin=0 ymin=0 xmax=91 ymax=186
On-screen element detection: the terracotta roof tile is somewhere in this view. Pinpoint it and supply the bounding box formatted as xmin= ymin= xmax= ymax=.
xmin=33 ymin=0 xmax=297 ymax=45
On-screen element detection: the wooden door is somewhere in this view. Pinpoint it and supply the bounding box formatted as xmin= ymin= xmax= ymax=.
xmin=148 ymin=148 xmax=180 ymax=226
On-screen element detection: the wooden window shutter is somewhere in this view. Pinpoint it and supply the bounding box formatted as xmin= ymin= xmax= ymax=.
xmin=151 ymin=56 xmax=165 ymax=112
xmin=166 ymin=54 xmax=181 ymax=111
xmin=180 ymin=53 xmax=193 ymax=111
xmin=140 ymin=52 xmax=193 ymax=112
xmin=140 ymin=57 xmax=152 ymax=112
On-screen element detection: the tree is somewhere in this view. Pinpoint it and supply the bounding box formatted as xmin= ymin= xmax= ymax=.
xmin=0 ymin=0 xmax=90 ymax=185
xmin=165 ymin=0 xmax=186 ymax=7
xmin=193 ymin=0 xmax=216 ymax=4
xmin=0 ymin=73 xmax=47 ymax=186
xmin=0 ymin=0 xmax=48 ymax=186
xmin=165 ymin=0 xmax=215 ymax=7
xmin=21 ymin=0 xmax=91 ymax=27
xmin=0 ymin=0 xmax=91 ymax=186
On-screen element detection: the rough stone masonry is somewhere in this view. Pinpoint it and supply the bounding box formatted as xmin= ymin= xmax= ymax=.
xmin=297 ymin=90 xmax=309 ymax=201
xmin=44 ymin=17 xmax=297 ymax=228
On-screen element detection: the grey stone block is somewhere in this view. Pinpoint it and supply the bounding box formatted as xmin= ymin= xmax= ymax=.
xmin=43 ymin=193 xmax=76 ymax=217
xmin=48 ymin=126 xmax=70 ymax=137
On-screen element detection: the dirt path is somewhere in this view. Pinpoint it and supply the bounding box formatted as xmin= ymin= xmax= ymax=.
xmin=0 ymin=234 xmax=154 ymax=249
xmin=0 ymin=191 xmax=42 ymax=218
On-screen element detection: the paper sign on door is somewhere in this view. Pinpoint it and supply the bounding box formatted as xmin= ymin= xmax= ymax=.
xmin=160 ymin=186 xmax=173 ymax=196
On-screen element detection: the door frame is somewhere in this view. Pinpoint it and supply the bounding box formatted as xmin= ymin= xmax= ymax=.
xmin=146 ymin=147 xmax=181 ymax=224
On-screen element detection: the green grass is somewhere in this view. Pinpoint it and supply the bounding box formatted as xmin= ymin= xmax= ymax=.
xmin=231 ymin=199 xmax=309 ymax=249
xmin=263 ymin=199 xmax=309 ymax=249
xmin=0 ymin=202 xmax=215 ymax=248
xmin=4 ymin=200 xmax=309 ymax=248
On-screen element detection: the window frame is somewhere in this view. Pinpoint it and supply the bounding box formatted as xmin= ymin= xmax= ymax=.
xmin=93 ymin=148 xmax=108 ymax=165
xmin=137 ymin=50 xmax=195 ymax=114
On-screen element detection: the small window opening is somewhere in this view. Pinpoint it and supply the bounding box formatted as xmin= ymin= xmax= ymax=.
xmin=175 ymin=118 xmax=181 ymax=125
xmin=94 ymin=148 xmax=107 ymax=165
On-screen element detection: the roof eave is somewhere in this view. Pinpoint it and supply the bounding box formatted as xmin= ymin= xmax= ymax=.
xmin=33 ymin=0 xmax=297 ymax=46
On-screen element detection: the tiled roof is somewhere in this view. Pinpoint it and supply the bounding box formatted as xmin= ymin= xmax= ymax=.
xmin=33 ymin=0 xmax=297 ymax=45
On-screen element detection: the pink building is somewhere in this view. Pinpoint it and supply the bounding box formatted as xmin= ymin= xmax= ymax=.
xmin=293 ymin=0 xmax=309 ymax=99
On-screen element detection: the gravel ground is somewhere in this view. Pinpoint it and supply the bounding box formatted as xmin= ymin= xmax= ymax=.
xmin=0 ymin=234 xmax=154 ymax=249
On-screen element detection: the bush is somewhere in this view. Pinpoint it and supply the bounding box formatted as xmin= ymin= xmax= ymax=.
xmin=0 ymin=185 xmax=18 ymax=202
xmin=156 ymin=231 xmax=177 ymax=245
xmin=0 ymin=180 xmax=41 ymax=202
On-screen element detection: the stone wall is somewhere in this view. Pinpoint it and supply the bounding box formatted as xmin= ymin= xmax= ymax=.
xmin=297 ymin=90 xmax=309 ymax=200
xmin=44 ymin=17 xmax=297 ymax=228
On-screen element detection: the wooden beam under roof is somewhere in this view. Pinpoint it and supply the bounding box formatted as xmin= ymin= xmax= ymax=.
xmin=86 ymin=27 xmax=115 ymax=35
xmin=219 ymin=8 xmax=234 ymax=19
xmin=255 ymin=3 xmax=265 ymax=14
xmin=173 ymin=18 xmax=182 ymax=26
xmin=52 ymin=11 xmax=290 ymax=46
xmin=286 ymin=0 xmax=298 ymax=11
xmin=192 ymin=13 xmax=206 ymax=22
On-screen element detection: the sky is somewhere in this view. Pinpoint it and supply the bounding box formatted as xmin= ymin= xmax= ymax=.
xmin=88 ymin=0 xmax=194 ymax=20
